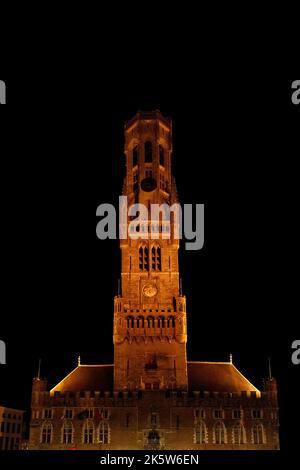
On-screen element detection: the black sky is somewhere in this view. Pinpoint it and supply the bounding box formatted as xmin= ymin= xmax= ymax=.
xmin=0 ymin=75 xmax=299 ymax=456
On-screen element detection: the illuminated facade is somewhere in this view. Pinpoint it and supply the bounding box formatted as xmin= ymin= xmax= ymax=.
xmin=29 ymin=111 xmax=280 ymax=450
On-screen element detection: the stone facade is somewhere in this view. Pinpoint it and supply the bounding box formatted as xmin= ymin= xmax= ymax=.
xmin=0 ymin=406 xmax=24 ymax=450
xmin=29 ymin=110 xmax=280 ymax=450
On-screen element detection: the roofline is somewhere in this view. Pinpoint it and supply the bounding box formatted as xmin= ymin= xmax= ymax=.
xmin=187 ymin=361 xmax=232 ymax=365
xmin=0 ymin=406 xmax=25 ymax=413
xmin=188 ymin=361 xmax=261 ymax=394
xmin=50 ymin=364 xmax=114 ymax=394
xmin=231 ymin=363 xmax=261 ymax=394
xmin=50 ymin=366 xmax=79 ymax=394
xmin=78 ymin=364 xmax=114 ymax=368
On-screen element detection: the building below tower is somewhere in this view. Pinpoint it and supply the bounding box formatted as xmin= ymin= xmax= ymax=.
xmin=28 ymin=360 xmax=280 ymax=450
xmin=28 ymin=110 xmax=280 ymax=450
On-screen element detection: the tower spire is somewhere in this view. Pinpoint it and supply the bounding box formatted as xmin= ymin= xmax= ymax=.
xmin=268 ymin=357 xmax=272 ymax=380
xmin=37 ymin=358 xmax=41 ymax=380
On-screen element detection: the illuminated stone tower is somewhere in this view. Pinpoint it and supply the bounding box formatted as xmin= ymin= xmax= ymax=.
xmin=113 ymin=110 xmax=188 ymax=392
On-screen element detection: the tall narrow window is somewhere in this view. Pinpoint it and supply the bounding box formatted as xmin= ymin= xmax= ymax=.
xmin=232 ymin=424 xmax=245 ymax=445
xmin=151 ymin=246 xmax=161 ymax=271
xmin=127 ymin=316 xmax=134 ymax=328
xmin=159 ymin=145 xmax=164 ymax=166
xmin=133 ymin=145 xmax=138 ymax=167
xmin=195 ymin=421 xmax=207 ymax=444
xmin=83 ymin=421 xmax=94 ymax=444
xmin=41 ymin=422 xmax=52 ymax=444
xmin=252 ymin=423 xmax=265 ymax=444
xmin=157 ymin=247 xmax=161 ymax=270
xmin=99 ymin=423 xmax=109 ymax=444
xmin=62 ymin=421 xmax=73 ymax=444
xmin=139 ymin=246 xmax=149 ymax=271
xmin=144 ymin=141 xmax=152 ymax=163
xmin=214 ymin=422 xmax=226 ymax=445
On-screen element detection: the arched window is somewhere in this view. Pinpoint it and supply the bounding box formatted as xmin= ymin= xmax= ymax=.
xmin=127 ymin=316 xmax=134 ymax=329
xmin=195 ymin=421 xmax=207 ymax=444
xmin=151 ymin=246 xmax=161 ymax=271
xmin=147 ymin=316 xmax=155 ymax=328
xmin=158 ymin=316 xmax=165 ymax=328
xmin=252 ymin=423 xmax=265 ymax=444
xmin=136 ymin=316 xmax=145 ymax=328
xmin=62 ymin=421 xmax=73 ymax=445
xmin=144 ymin=141 xmax=152 ymax=163
xmin=159 ymin=145 xmax=164 ymax=166
xmin=133 ymin=145 xmax=138 ymax=167
xmin=99 ymin=422 xmax=110 ymax=444
xmin=232 ymin=423 xmax=246 ymax=445
xmin=139 ymin=246 xmax=149 ymax=271
xmin=167 ymin=316 xmax=175 ymax=328
xmin=83 ymin=421 xmax=94 ymax=444
xmin=214 ymin=421 xmax=226 ymax=445
xmin=41 ymin=422 xmax=52 ymax=444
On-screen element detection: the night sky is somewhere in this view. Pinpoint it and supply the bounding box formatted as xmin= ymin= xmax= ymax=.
xmin=0 ymin=75 xmax=299 ymax=459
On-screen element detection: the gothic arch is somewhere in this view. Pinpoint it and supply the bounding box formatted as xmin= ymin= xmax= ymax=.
xmin=213 ymin=421 xmax=227 ymax=445
xmin=146 ymin=316 xmax=155 ymax=328
xmin=126 ymin=316 xmax=134 ymax=329
xmin=194 ymin=420 xmax=208 ymax=444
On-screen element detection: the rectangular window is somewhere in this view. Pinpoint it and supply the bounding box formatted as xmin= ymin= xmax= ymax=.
xmin=233 ymin=409 xmax=242 ymax=419
xmin=252 ymin=409 xmax=263 ymax=419
xmin=144 ymin=141 xmax=152 ymax=163
xmin=99 ymin=424 xmax=109 ymax=444
xmin=159 ymin=145 xmax=165 ymax=166
xmin=195 ymin=408 xmax=205 ymax=419
xmin=43 ymin=409 xmax=53 ymax=419
xmin=84 ymin=428 xmax=94 ymax=444
xmin=63 ymin=426 xmax=73 ymax=444
xmin=87 ymin=409 xmax=94 ymax=419
xmin=65 ymin=409 xmax=73 ymax=419
xmin=41 ymin=426 xmax=52 ymax=444
xmin=213 ymin=409 xmax=224 ymax=419
xmin=100 ymin=408 xmax=109 ymax=420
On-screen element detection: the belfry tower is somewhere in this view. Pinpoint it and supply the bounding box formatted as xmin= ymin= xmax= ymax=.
xmin=113 ymin=111 xmax=188 ymax=391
